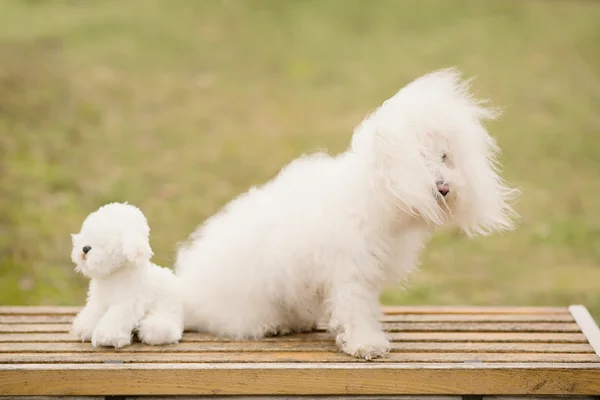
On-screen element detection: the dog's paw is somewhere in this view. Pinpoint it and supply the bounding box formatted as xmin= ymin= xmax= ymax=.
xmin=70 ymin=316 xmax=94 ymax=342
xmin=265 ymin=326 xmax=292 ymax=337
xmin=292 ymin=323 xmax=318 ymax=334
xmin=137 ymin=316 xmax=182 ymax=345
xmin=336 ymin=330 xmax=391 ymax=360
xmin=259 ymin=321 xmax=300 ymax=337
xmin=91 ymin=327 xmax=132 ymax=349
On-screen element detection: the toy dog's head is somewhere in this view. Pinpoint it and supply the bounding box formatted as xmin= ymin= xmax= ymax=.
xmin=71 ymin=202 xmax=153 ymax=279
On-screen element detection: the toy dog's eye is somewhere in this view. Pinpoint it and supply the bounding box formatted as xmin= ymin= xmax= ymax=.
xmin=441 ymin=153 xmax=447 ymax=161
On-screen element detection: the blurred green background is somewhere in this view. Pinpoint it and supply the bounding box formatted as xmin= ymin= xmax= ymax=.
xmin=1 ymin=0 xmax=599 ymax=319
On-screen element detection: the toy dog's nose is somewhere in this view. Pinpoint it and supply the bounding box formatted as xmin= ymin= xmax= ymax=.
xmin=82 ymin=246 xmax=91 ymax=254
xmin=436 ymin=181 xmax=450 ymax=197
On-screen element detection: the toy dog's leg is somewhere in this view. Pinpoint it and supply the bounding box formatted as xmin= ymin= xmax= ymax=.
xmin=70 ymin=299 xmax=105 ymax=342
xmin=137 ymin=301 xmax=183 ymax=345
xmin=91 ymin=304 xmax=142 ymax=348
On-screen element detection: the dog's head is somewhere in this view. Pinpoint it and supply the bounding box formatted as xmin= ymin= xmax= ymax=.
xmin=413 ymin=125 xmax=519 ymax=236
xmin=71 ymin=202 xmax=153 ymax=279
xmin=353 ymin=68 xmax=519 ymax=236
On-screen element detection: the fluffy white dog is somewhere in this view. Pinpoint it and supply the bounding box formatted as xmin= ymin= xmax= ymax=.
xmin=70 ymin=202 xmax=183 ymax=348
xmin=175 ymin=68 xmax=519 ymax=359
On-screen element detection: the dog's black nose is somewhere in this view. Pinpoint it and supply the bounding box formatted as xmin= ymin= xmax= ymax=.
xmin=437 ymin=181 xmax=450 ymax=197
xmin=82 ymin=246 xmax=91 ymax=254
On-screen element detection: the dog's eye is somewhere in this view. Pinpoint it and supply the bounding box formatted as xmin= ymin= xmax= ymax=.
xmin=441 ymin=153 xmax=447 ymax=161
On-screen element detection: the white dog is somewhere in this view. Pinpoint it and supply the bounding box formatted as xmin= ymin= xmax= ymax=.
xmin=175 ymin=68 xmax=519 ymax=360
xmin=70 ymin=202 xmax=183 ymax=348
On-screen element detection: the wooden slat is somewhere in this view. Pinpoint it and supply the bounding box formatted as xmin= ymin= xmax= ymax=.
xmin=0 ymin=331 xmax=589 ymax=343
xmin=380 ymin=322 xmax=581 ymax=333
xmin=0 ymin=306 xmax=81 ymax=315
xmin=0 ymin=305 xmax=570 ymax=316
xmin=0 ymin=333 xmax=76 ymax=342
xmin=0 ymin=324 xmax=69 ymax=333
xmin=1 ymin=363 xmax=599 ymax=396
xmin=0 ymin=341 xmax=593 ymax=353
xmin=0 ymin=315 xmax=75 ymax=324
xmin=382 ymin=306 xmax=570 ymax=315
xmin=0 ymin=313 xmax=575 ymax=324
xmin=0 ymin=322 xmax=582 ymax=334
xmin=1 ymin=352 xmax=598 ymax=364
xmin=381 ymin=314 xmax=574 ymax=322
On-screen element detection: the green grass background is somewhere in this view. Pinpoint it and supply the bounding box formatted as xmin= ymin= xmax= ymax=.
xmin=1 ymin=0 xmax=599 ymax=319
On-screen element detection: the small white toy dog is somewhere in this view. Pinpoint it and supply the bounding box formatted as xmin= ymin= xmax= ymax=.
xmin=70 ymin=202 xmax=183 ymax=348
xmin=175 ymin=68 xmax=519 ymax=359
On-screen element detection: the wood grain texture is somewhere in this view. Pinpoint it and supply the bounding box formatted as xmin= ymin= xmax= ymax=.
xmin=1 ymin=363 xmax=599 ymax=396
xmin=0 ymin=322 xmax=582 ymax=334
xmin=379 ymin=322 xmax=581 ymax=333
xmin=0 ymin=324 xmax=69 ymax=333
xmin=1 ymin=352 xmax=598 ymax=364
xmin=0 ymin=305 xmax=569 ymax=316
xmin=0 ymin=341 xmax=594 ymax=354
xmin=0 ymin=306 xmax=81 ymax=315
xmin=380 ymin=314 xmax=574 ymax=322
xmin=381 ymin=306 xmax=570 ymax=315
xmin=0 ymin=314 xmax=575 ymax=324
xmin=0 ymin=315 xmax=75 ymax=324
xmin=0 ymin=331 xmax=589 ymax=343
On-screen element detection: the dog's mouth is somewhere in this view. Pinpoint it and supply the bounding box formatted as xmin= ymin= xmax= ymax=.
xmin=434 ymin=191 xmax=450 ymax=202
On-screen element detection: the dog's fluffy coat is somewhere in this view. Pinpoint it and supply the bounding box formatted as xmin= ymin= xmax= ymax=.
xmin=70 ymin=202 xmax=183 ymax=348
xmin=175 ymin=68 xmax=519 ymax=359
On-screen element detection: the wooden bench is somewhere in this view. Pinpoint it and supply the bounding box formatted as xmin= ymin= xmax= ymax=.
xmin=1 ymin=305 xmax=599 ymax=399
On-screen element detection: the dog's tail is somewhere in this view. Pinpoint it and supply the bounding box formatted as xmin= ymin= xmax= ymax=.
xmin=351 ymin=67 xmax=518 ymax=235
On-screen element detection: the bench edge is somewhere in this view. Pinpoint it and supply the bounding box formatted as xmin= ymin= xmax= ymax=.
xmin=569 ymin=305 xmax=600 ymax=358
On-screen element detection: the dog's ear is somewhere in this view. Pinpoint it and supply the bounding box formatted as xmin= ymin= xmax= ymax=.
xmin=70 ymin=233 xmax=80 ymax=246
xmin=122 ymin=234 xmax=153 ymax=264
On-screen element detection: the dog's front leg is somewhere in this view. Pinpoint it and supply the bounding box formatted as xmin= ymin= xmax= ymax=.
xmin=91 ymin=303 xmax=141 ymax=349
xmin=327 ymin=280 xmax=390 ymax=360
